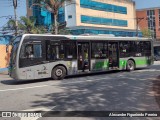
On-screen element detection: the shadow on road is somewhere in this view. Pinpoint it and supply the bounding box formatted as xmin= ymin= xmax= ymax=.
xmin=152 ymin=75 xmax=160 ymax=109
xmin=30 ymin=69 xmax=159 ymax=115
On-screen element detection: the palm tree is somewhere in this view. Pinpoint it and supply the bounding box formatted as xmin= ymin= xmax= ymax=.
xmin=18 ymin=16 xmax=35 ymax=33
xmin=3 ymin=16 xmax=47 ymax=34
xmin=3 ymin=19 xmax=16 ymax=31
xmin=32 ymin=0 xmax=74 ymax=34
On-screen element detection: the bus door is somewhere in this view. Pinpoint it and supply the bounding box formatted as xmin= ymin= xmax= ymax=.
xmin=108 ymin=42 xmax=119 ymax=69
xmin=77 ymin=42 xmax=90 ymax=72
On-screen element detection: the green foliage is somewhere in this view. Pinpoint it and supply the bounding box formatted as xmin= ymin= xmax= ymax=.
xmin=3 ymin=16 xmax=47 ymax=34
xmin=3 ymin=19 xmax=16 ymax=31
xmin=48 ymin=22 xmax=70 ymax=34
xmin=141 ymin=29 xmax=152 ymax=38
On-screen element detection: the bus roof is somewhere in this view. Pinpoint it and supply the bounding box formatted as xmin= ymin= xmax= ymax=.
xmin=22 ymin=34 xmax=151 ymax=41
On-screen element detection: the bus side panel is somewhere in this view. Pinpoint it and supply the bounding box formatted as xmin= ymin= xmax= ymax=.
xmin=119 ymin=56 xmax=153 ymax=70
xmin=17 ymin=61 xmax=70 ymax=80
xmin=134 ymin=56 xmax=153 ymax=68
xmin=41 ymin=60 xmax=78 ymax=77
xmin=90 ymin=59 xmax=109 ymax=71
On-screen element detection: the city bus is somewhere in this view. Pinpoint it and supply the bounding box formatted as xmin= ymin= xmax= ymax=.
xmin=9 ymin=34 xmax=154 ymax=80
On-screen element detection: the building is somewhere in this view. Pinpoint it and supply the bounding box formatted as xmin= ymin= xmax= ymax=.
xmin=136 ymin=7 xmax=160 ymax=40
xmin=26 ymin=0 xmax=141 ymax=37
xmin=0 ymin=35 xmax=12 ymax=73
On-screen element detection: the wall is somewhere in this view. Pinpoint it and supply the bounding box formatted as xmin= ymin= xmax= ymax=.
xmin=136 ymin=10 xmax=148 ymax=30
xmin=0 ymin=36 xmax=12 ymax=73
xmin=65 ymin=0 xmax=77 ymax=27
xmin=75 ymin=0 xmax=136 ymax=30
xmin=155 ymin=9 xmax=160 ymax=40
xmin=137 ymin=8 xmax=160 ymax=40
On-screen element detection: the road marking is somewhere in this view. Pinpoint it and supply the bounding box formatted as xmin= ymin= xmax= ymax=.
xmin=0 ymin=77 xmax=110 ymax=92
xmin=0 ymin=85 xmax=50 ymax=92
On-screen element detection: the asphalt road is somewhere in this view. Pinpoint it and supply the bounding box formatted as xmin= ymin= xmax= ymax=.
xmin=0 ymin=62 xmax=160 ymax=120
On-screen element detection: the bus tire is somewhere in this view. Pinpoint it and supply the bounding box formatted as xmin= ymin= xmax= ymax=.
xmin=126 ymin=60 xmax=135 ymax=71
xmin=51 ymin=66 xmax=66 ymax=80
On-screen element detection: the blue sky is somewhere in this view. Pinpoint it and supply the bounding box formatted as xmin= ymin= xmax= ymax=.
xmin=0 ymin=0 xmax=160 ymax=28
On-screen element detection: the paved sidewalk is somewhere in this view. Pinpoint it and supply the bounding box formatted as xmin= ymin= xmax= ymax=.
xmin=154 ymin=61 xmax=160 ymax=65
xmin=0 ymin=74 xmax=12 ymax=81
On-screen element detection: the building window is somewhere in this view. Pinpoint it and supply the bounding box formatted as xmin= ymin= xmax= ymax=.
xmin=81 ymin=15 xmax=128 ymax=27
xmin=71 ymin=29 xmax=142 ymax=37
xmin=147 ymin=10 xmax=156 ymax=38
xmin=80 ymin=0 xmax=127 ymax=14
xmin=68 ymin=15 xmax=72 ymax=19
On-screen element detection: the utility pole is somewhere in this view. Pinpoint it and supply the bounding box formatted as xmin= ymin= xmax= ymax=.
xmin=13 ymin=0 xmax=18 ymax=36
xmin=136 ymin=17 xmax=144 ymax=37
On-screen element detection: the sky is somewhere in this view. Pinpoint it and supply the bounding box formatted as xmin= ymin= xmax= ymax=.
xmin=0 ymin=0 xmax=160 ymax=28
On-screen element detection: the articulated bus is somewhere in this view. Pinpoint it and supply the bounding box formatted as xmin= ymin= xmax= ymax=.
xmin=9 ymin=34 xmax=154 ymax=80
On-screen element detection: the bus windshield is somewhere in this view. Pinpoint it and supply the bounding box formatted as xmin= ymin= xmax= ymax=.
xmin=10 ymin=36 xmax=21 ymax=64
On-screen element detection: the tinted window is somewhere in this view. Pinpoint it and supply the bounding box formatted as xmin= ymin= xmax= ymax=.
xmin=119 ymin=41 xmax=151 ymax=57
xmin=64 ymin=41 xmax=77 ymax=59
xmin=47 ymin=41 xmax=64 ymax=60
xmin=20 ymin=44 xmax=42 ymax=59
xmin=92 ymin=42 xmax=108 ymax=59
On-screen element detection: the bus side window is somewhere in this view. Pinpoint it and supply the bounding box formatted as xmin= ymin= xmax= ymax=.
xmin=47 ymin=42 xmax=64 ymax=60
xmin=20 ymin=44 xmax=42 ymax=59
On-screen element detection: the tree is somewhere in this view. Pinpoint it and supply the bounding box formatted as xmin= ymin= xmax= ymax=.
xmin=48 ymin=22 xmax=70 ymax=34
xmin=141 ymin=29 xmax=152 ymax=38
xmin=32 ymin=0 xmax=74 ymax=35
xmin=18 ymin=16 xmax=36 ymax=33
xmin=3 ymin=16 xmax=47 ymax=34
xmin=3 ymin=19 xmax=16 ymax=31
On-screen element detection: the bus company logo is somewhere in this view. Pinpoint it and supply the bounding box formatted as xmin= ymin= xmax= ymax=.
xmin=2 ymin=112 xmax=12 ymax=117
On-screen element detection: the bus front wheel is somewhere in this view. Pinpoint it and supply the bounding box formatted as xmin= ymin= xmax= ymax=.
xmin=126 ymin=60 xmax=135 ymax=71
xmin=52 ymin=66 xmax=66 ymax=80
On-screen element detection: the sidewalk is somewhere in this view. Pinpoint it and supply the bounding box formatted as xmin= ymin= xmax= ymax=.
xmin=0 ymin=74 xmax=12 ymax=80
xmin=154 ymin=61 xmax=160 ymax=65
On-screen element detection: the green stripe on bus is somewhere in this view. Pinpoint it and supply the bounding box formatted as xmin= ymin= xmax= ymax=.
xmin=135 ymin=59 xmax=151 ymax=65
xmin=119 ymin=60 xmax=127 ymax=68
xmin=120 ymin=58 xmax=152 ymax=67
xmin=94 ymin=60 xmax=108 ymax=69
xmin=93 ymin=58 xmax=152 ymax=70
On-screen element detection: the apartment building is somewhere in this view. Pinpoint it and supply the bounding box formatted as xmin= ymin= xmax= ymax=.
xmin=137 ymin=7 xmax=160 ymax=40
xmin=26 ymin=0 xmax=140 ymax=37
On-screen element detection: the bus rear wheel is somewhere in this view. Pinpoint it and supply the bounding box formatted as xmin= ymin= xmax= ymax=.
xmin=126 ymin=60 xmax=135 ymax=71
xmin=52 ymin=66 xmax=66 ymax=80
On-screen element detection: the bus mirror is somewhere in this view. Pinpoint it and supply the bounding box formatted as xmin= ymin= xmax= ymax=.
xmin=6 ymin=45 xmax=9 ymax=53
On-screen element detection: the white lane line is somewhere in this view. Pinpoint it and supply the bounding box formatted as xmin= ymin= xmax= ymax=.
xmin=0 ymin=77 xmax=110 ymax=92
xmin=0 ymin=85 xmax=50 ymax=92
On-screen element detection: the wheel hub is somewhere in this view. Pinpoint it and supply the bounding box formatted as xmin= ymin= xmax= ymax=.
xmin=129 ymin=63 xmax=134 ymax=70
xmin=56 ymin=69 xmax=63 ymax=76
